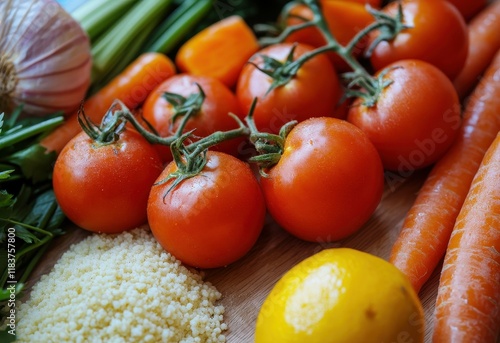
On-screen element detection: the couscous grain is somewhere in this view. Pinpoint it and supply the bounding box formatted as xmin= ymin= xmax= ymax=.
xmin=16 ymin=228 xmax=226 ymax=343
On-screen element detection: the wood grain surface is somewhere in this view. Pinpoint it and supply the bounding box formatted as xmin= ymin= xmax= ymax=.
xmin=22 ymin=166 xmax=453 ymax=342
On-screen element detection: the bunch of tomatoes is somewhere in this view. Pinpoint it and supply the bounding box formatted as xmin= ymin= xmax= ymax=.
xmin=52 ymin=0 xmax=473 ymax=269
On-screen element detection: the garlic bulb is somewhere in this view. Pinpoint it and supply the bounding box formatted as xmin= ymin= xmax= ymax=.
xmin=0 ymin=0 xmax=92 ymax=116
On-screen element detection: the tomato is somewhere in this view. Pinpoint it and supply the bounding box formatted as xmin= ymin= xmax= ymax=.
xmin=347 ymin=59 xmax=462 ymax=172
xmin=142 ymin=74 xmax=244 ymax=161
xmin=446 ymin=0 xmax=488 ymax=20
xmin=367 ymin=0 xmax=468 ymax=80
xmin=53 ymin=129 xmax=163 ymax=234
xmin=236 ymin=43 xmax=342 ymax=134
xmin=260 ymin=117 xmax=384 ymax=242
xmin=284 ymin=1 xmax=375 ymax=71
xmin=147 ymin=151 xmax=266 ymax=268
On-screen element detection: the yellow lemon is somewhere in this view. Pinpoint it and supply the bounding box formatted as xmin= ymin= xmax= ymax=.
xmin=254 ymin=248 xmax=424 ymax=343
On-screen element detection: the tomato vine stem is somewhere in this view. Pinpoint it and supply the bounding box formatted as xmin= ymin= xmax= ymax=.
xmin=156 ymin=114 xmax=249 ymax=195
xmin=258 ymin=0 xmax=408 ymax=106
xmin=244 ymin=98 xmax=297 ymax=176
xmin=163 ymin=82 xmax=205 ymax=134
xmin=104 ymin=99 xmax=199 ymax=147
xmin=78 ymin=101 xmax=127 ymax=145
xmin=82 ymin=94 xmax=251 ymax=194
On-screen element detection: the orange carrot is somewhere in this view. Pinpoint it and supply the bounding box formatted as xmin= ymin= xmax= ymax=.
xmin=40 ymin=52 xmax=176 ymax=154
xmin=453 ymin=0 xmax=500 ymax=99
xmin=432 ymin=131 xmax=500 ymax=343
xmin=447 ymin=0 xmax=489 ymax=21
xmin=389 ymin=49 xmax=500 ymax=294
xmin=175 ymin=15 xmax=260 ymax=88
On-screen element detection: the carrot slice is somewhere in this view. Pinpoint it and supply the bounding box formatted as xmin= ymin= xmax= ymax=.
xmin=175 ymin=15 xmax=260 ymax=88
xmin=389 ymin=49 xmax=500 ymax=294
xmin=432 ymin=131 xmax=500 ymax=342
xmin=40 ymin=52 xmax=176 ymax=154
xmin=453 ymin=0 xmax=500 ymax=98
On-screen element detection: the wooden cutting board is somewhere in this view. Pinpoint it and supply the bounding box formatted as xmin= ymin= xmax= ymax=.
xmin=25 ymin=167 xmax=445 ymax=342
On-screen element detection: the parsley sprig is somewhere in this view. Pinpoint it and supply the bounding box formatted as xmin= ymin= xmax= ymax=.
xmin=0 ymin=106 xmax=66 ymax=326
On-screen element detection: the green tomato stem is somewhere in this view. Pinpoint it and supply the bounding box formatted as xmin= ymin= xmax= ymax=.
xmin=258 ymin=0 xmax=409 ymax=103
xmin=118 ymin=103 xmax=197 ymax=147
xmin=155 ymin=113 xmax=250 ymax=195
xmin=259 ymin=19 xmax=317 ymax=47
xmin=284 ymin=0 xmax=376 ymax=88
xmin=185 ymin=114 xmax=250 ymax=156
xmin=243 ymin=98 xmax=297 ymax=176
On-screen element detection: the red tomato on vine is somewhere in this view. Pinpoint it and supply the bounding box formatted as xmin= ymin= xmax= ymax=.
xmin=142 ymin=74 xmax=244 ymax=161
xmin=147 ymin=151 xmax=266 ymax=269
xmin=259 ymin=117 xmax=384 ymax=242
xmin=367 ymin=0 xmax=468 ymax=80
xmin=53 ymin=128 xmax=163 ymax=234
xmin=236 ymin=43 xmax=342 ymax=134
xmin=347 ymin=59 xmax=462 ymax=172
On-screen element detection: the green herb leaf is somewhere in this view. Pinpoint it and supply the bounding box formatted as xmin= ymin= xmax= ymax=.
xmin=0 ymin=190 xmax=14 ymax=208
xmin=9 ymin=145 xmax=57 ymax=183
xmin=0 ymin=106 xmax=66 ymax=299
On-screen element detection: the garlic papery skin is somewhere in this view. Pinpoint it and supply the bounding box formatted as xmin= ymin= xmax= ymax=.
xmin=0 ymin=0 xmax=92 ymax=116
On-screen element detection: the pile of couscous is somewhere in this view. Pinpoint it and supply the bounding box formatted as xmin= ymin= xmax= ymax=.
xmin=16 ymin=228 xmax=227 ymax=342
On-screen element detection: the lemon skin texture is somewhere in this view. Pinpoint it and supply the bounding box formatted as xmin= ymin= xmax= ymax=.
xmin=254 ymin=248 xmax=425 ymax=343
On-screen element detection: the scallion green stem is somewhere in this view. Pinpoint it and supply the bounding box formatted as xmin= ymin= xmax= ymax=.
xmin=89 ymin=21 xmax=156 ymax=93
xmin=71 ymin=0 xmax=107 ymax=21
xmin=144 ymin=0 xmax=212 ymax=54
xmin=143 ymin=0 xmax=197 ymax=49
xmin=0 ymin=116 xmax=63 ymax=150
xmin=73 ymin=0 xmax=137 ymax=42
xmin=91 ymin=0 xmax=173 ymax=84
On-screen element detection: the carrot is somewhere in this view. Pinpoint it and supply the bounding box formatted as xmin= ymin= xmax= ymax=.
xmin=453 ymin=0 xmax=500 ymax=99
xmin=175 ymin=15 xmax=260 ymax=88
xmin=432 ymin=131 xmax=500 ymax=343
xmin=389 ymin=49 xmax=500 ymax=294
xmin=447 ymin=0 xmax=489 ymax=21
xmin=40 ymin=52 xmax=176 ymax=154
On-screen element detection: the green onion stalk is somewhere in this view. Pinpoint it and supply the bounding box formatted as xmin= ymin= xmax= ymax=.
xmin=71 ymin=0 xmax=213 ymax=94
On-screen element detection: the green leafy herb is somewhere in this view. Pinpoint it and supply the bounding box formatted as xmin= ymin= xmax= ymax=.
xmin=0 ymin=107 xmax=66 ymax=333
